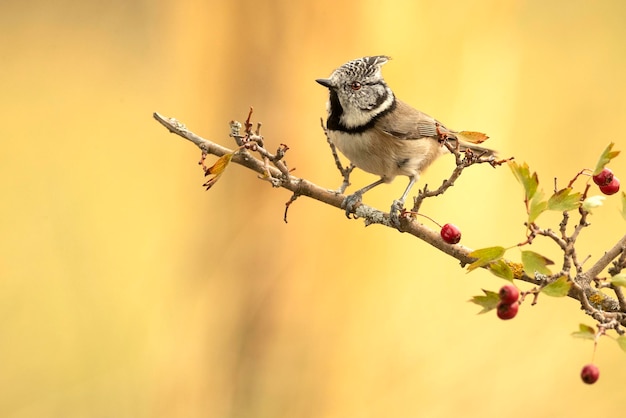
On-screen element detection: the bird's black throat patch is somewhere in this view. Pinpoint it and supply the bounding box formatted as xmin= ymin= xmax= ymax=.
xmin=325 ymin=90 xmax=396 ymax=134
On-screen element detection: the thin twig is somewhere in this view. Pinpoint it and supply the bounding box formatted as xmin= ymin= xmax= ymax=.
xmin=320 ymin=118 xmax=354 ymax=193
xmin=411 ymin=143 xmax=508 ymax=213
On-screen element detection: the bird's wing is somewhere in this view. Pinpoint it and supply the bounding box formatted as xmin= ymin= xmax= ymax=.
xmin=378 ymin=99 xmax=453 ymax=140
xmin=378 ymin=99 xmax=495 ymax=156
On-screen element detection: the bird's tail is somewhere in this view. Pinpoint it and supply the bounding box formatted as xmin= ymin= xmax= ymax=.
xmin=458 ymin=141 xmax=497 ymax=157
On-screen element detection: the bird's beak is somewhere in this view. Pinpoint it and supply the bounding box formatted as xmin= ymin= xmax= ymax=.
xmin=315 ymin=78 xmax=334 ymax=89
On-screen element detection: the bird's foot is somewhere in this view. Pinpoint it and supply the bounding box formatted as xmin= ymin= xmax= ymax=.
xmin=342 ymin=192 xmax=363 ymax=218
xmin=390 ymin=199 xmax=406 ymax=228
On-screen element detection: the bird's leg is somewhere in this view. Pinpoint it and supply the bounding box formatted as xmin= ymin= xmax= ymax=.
xmin=342 ymin=178 xmax=386 ymax=218
xmin=390 ymin=176 xmax=417 ymax=227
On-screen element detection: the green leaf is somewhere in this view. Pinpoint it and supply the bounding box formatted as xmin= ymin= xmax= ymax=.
xmin=528 ymin=189 xmax=547 ymax=223
xmin=547 ymin=188 xmax=581 ymax=212
xmin=541 ymin=276 xmax=571 ymax=297
xmin=467 ymin=246 xmax=507 ymax=272
xmin=611 ymin=274 xmax=626 ymax=287
xmin=571 ymin=323 xmax=596 ymax=340
xmin=469 ymin=289 xmax=501 ymax=314
xmin=593 ymin=143 xmax=620 ymax=175
xmin=617 ymin=336 xmax=626 ymax=353
xmin=521 ymin=251 xmax=553 ymax=277
xmin=509 ymin=161 xmax=539 ymax=201
xmin=487 ymin=259 xmax=514 ymax=281
xmin=621 ymin=192 xmax=626 ymax=221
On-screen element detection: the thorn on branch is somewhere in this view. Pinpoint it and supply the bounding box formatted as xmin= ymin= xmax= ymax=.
xmin=284 ymin=192 xmax=300 ymax=223
xmin=244 ymin=106 xmax=254 ymax=133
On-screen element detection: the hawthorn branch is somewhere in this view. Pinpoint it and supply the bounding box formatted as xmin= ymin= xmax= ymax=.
xmin=153 ymin=112 xmax=470 ymax=258
xmin=153 ymin=111 xmax=622 ymax=314
xmin=580 ymin=234 xmax=626 ymax=287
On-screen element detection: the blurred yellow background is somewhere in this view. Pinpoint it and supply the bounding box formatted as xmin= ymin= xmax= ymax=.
xmin=2 ymin=0 xmax=626 ymax=416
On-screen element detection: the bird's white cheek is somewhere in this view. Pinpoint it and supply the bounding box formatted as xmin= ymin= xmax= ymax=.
xmin=340 ymin=108 xmax=373 ymax=129
xmin=339 ymin=88 xmax=395 ymax=129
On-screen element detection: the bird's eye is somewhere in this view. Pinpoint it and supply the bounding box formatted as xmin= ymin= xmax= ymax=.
xmin=350 ymin=81 xmax=362 ymax=91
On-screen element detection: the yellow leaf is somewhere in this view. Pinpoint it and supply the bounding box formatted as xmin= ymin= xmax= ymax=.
xmin=203 ymin=153 xmax=234 ymax=190
xmin=207 ymin=153 xmax=233 ymax=175
xmin=458 ymin=131 xmax=489 ymax=144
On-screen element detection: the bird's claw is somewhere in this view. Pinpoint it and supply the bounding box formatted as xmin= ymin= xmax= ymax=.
xmin=390 ymin=199 xmax=405 ymax=228
xmin=342 ymin=192 xmax=363 ymax=218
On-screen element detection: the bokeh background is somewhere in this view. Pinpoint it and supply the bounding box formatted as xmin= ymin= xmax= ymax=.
xmin=2 ymin=0 xmax=626 ymax=417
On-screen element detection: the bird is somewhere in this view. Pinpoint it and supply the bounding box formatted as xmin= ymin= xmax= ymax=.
xmin=316 ymin=55 xmax=496 ymax=225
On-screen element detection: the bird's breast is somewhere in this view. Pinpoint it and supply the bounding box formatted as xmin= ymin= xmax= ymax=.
xmin=328 ymin=129 xmax=443 ymax=181
xmin=329 ymin=130 xmax=382 ymax=175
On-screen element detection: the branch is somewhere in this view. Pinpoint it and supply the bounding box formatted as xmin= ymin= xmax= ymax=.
xmin=153 ymin=111 xmax=622 ymax=313
xmin=153 ymin=113 xmax=470 ymax=249
xmin=580 ymin=234 xmax=626 ymax=286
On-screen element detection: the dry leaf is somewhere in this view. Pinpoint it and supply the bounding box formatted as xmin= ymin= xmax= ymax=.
xmin=458 ymin=131 xmax=489 ymax=144
xmin=203 ymin=153 xmax=234 ymax=190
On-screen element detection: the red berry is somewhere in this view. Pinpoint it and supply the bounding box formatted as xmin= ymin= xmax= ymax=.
xmin=440 ymin=223 xmax=461 ymax=244
xmin=496 ymin=301 xmax=519 ymax=320
xmin=499 ymin=284 xmax=520 ymax=305
xmin=599 ymin=176 xmax=620 ymax=195
xmin=581 ymin=364 xmax=599 ymax=384
xmin=592 ymin=168 xmax=614 ymax=186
